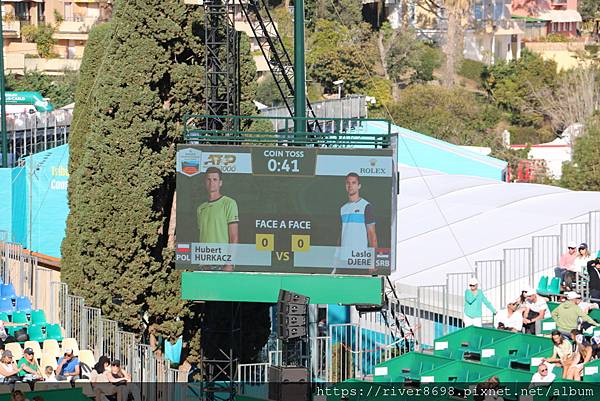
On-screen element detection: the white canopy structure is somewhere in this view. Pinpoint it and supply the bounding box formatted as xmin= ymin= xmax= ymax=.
xmin=392 ymin=164 xmax=600 ymax=288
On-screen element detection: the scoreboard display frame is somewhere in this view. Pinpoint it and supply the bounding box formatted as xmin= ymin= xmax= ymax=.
xmin=175 ymin=144 xmax=397 ymax=276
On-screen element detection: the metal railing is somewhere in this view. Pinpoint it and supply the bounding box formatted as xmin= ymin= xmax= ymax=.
xmin=237 ymin=362 xmax=269 ymax=383
xmin=183 ymin=114 xmax=392 ymax=147
xmin=260 ymin=95 xmax=368 ymax=121
xmin=0 ymin=240 xmax=185 ymax=397
xmin=3 ymin=110 xmax=72 ymax=167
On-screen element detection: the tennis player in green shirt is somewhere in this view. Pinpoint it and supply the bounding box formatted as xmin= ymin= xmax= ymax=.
xmin=197 ymin=167 xmax=239 ymax=271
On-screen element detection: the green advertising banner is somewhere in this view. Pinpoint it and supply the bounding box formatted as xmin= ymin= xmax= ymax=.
xmin=176 ymin=145 xmax=397 ymax=276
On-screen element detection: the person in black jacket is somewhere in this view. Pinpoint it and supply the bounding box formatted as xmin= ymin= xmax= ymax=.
xmin=587 ymin=251 xmax=600 ymax=305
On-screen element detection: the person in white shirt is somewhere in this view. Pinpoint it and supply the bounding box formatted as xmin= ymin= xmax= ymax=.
xmin=572 ymin=243 xmax=593 ymax=277
xmin=44 ymin=365 xmax=58 ymax=382
xmin=530 ymin=363 xmax=555 ymax=385
xmin=523 ymin=289 xmax=550 ymax=334
xmin=495 ymin=302 xmax=524 ymax=332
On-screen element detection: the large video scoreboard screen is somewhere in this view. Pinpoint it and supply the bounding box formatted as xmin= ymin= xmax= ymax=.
xmin=175 ymin=145 xmax=396 ymax=275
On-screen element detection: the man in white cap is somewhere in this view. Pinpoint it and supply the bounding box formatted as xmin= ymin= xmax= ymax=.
xmin=552 ymin=292 xmax=600 ymax=333
xmin=555 ymin=242 xmax=578 ymax=283
xmin=523 ymin=288 xmax=550 ymax=335
xmin=463 ymin=277 xmax=496 ymax=327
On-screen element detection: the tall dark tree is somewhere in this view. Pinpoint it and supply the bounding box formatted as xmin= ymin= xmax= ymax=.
xmin=62 ymin=0 xmax=268 ymax=363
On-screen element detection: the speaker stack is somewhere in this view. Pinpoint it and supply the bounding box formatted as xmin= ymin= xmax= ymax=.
xmin=269 ymin=290 xmax=310 ymax=401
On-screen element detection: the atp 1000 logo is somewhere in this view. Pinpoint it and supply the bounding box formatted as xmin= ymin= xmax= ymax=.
xmin=204 ymin=154 xmax=238 ymax=172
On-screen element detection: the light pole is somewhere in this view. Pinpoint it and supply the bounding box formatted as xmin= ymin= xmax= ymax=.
xmin=0 ymin=13 xmax=8 ymax=167
xmin=333 ymin=80 xmax=344 ymax=131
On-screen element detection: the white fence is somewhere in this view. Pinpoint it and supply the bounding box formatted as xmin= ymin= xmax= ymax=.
xmin=5 ymin=111 xmax=72 ymax=166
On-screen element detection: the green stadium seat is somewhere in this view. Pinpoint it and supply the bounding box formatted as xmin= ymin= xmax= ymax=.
xmin=7 ymin=325 xmax=26 ymax=337
xmin=589 ymin=308 xmax=600 ymax=322
xmin=582 ymin=359 xmax=600 ymax=383
xmin=479 ymin=333 xmax=553 ymax=370
xmin=547 ymin=302 xmax=560 ymax=313
xmin=418 ymin=360 xmax=501 ymax=383
xmin=30 ymin=309 xmax=47 ymax=325
xmin=372 ymin=352 xmax=454 ymax=382
xmin=46 ymin=323 xmax=63 ymax=341
xmin=540 ymin=317 xmax=557 ymax=335
xmin=546 ymin=277 xmax=561 ymax=295
xmin=28 ymin=324 xmax=46 ymax=342
xmin=0 ymin=312 xmax=9 ymax=322
xmin=536 ymin=276 xmax=548 ymax=294
xmin=11 ymin=310 xmax=29 ymax=325
xmin=433 ymin=326 xmax=514 ymax=360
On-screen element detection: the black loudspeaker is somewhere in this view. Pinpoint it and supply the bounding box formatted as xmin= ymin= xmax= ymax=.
xmin=278 ymin=325 xmax=307 ymax=340
xmin=285 ymin=315 xmax=306 ymax=326
xmin=285 ymin=304 xmax=307 ymax=315
xmin=268 ymin=366 xmax=309 ymax=401
xmin=277 ymin=290 xmax=309 ymax=341
xmin=278 ymin=291 xmax=309 ymax=305
xmin=355 ymin=304 xmax=383 ymax=313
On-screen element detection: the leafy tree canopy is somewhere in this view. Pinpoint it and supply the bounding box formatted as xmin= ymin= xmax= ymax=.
xmin=5 ymin=71 xmax=79 ymax=109
xmin=385 ymin=28 xmax=442 ymax=86
xmin=481 ymin=50 xmax=558 ymax=127
xmin=388 ymin=84 xmax=501 ymax=146
xmin=306 ymin=19 xmax=377 ymax=94
xmin=561 ymin=117 xmax=600 ymax=191
xmin=579 ymin=0 xmax=600 ymax=20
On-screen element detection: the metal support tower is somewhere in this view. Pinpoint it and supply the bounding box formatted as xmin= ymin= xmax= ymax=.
xmin=382 ymin=276 xmax=416 ymax=353
xmin=204 ymin=0 xmax=240 ymax=132
xmin=200 ymin=302 xmax=242 ymax=401
xmin=237 ymin=0 xmax=321 ymax=136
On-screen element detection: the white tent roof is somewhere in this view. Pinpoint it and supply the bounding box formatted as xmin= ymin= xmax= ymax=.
xmin=392 ymin=164 xmax=600 ymax=286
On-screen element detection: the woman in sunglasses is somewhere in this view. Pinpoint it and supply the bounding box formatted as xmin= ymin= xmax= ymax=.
xmin=463 ymin=277 xmax=496 ymax=327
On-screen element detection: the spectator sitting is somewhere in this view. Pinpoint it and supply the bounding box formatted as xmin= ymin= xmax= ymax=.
xmin=0 ymin=351 xmax=20 ymax=383
xmin=495 ymin=302 xmax=524 ymax=332
xmin=523 ymin=288 xmax=549 ymax=335
xmin=542 ymin=330 xmax=573 ymax=379
xmin=530 ymin=363 xmax=555 ymax=385
xmin=564 ymin=329 xmax=593 ymax=381
xmin=463 ymin=278 xmax=496 ymax=327
xmin=55 ymin=349 xmax=80 ymax=381
xmin=587 ymin=251 xmax=600 ymax=305
xmin=10 ymin=390 xmax=28 ymax=401
xmin=514 ymin=288 xmax=528 ymax=309
xmin=0 ymin=319 xmax=28 ymax=348
xmin=95 ymin=360 xmax=132 ymax=401
xmin=90 ymin=355 xmax=110 ymax=383
xmin=552 ymin=292 xmax=600 ymax=333
xmin=17 ymin=348 xmax=42 ymax=380
xmin=43 ymin=366 xmax=57 ymax=382
xmin=555 ymin=242 xmax=578 ymax=282
xmin=574 ymin=244 xmax=593 ymax=274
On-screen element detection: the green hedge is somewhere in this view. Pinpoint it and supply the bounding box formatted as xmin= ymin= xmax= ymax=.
xmin=458 ymin=59 xmax=486 ymax=82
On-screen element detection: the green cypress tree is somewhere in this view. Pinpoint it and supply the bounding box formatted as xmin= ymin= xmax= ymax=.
xmin=68 ymin=22 xmax=112 ymax=172
xmin=62 ymin=0 xmax=269 ymax=363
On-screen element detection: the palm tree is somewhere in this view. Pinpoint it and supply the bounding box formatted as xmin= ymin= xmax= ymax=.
xmin=442 ymin=0 xmax=471 ymax=87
